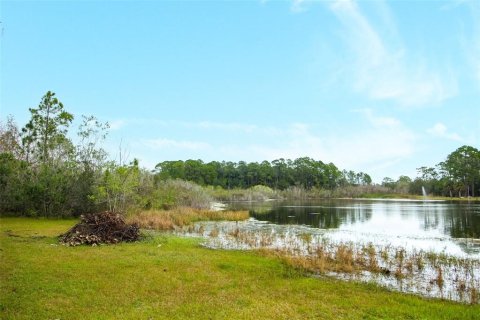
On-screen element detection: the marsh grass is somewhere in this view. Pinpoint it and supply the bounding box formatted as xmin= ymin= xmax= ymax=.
xmin=194 ymin=222 xmax=480 ymax=304
xmin=127 ymin=207 xmax=249 ymax=230
xmin=436 ymin=267 xmax=445 ymax=288
xmin=471 ymin=287 xmax=478 ymax=304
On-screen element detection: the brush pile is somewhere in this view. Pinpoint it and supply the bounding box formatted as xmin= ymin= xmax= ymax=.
xmin=60 ymin=211 xmax=140 ymax=246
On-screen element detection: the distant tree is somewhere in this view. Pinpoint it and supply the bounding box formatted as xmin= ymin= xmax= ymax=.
xmin=0 ymin=116 xmax=22 ymax=158
xmin=381 ymin=177 xmax=395 ymax=190
xmin=417 ymin=166 xmax=438 ymax=181
xmin=272 ymin=158 xmax=290 ymax=189
xmin=345 ymin=170 xmax=358 ymax=185
xmin=441 ymin=145 xmax=480 ymax=197
xmin=154 ymin=157 xmax=368 ymax=191
xmin=324 ymin=163 xmax=342 ymax=189
xmin=395 ymin=175 xmax=412 ymax=194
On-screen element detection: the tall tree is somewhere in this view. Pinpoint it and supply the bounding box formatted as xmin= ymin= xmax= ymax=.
xmin=441 ymin=145 xmax=480 ymax=197
xmin=21 ymin=91 xmax=74 ymax=164
xmin=19 ymin=92 xmax=75 ymax=216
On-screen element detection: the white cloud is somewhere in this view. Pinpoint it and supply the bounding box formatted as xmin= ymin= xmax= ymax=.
xmin=142 ymin=138 xmax=210 ymax=151
xmin=189 ymin=121 xmax=258 ymax=134
xmin=355 ymin=108 xmax=400 ymax=127
xmin=214 ymin=111 xmax=415 ymax=181
xmin=329 ymin=0 xmax=457 ymax=107
xmin=427 ymin=122 xmax=463 ymax=141
xmin=326 ymin=111 xmax=415 ymax=171
xmin=468 ymin=2 xmax=480 ymax=87
xmin=120 ymin=112 xmax=415 ymax=182
xmin=109 ymin=119 xmax=126 ymax=131
xmin=291 ymin=0 xmax=307 ymax=13
xmin=107 ymin=118 xmax=281 ymax=136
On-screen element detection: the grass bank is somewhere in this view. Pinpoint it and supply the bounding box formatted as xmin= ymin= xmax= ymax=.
xmin=1 ymin=218 xmax=479 ymax=319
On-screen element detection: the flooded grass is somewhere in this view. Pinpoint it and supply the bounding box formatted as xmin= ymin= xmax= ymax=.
xmin=181 ymin=219 xmax=480 ymax=304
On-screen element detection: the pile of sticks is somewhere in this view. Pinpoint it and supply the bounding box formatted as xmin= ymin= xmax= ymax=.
xmin=60 ymin=211 xmax=139 ymax=246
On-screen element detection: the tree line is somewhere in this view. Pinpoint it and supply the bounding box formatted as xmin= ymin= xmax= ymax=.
xmin=155 ymin=158 xmax=372 ymax=190
xmin=1 ymin=92 xmax=479 ymax=217
xmin=408 ymin=145 xmax=480 ymax=197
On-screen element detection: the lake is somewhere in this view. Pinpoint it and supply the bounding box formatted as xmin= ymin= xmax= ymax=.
xmin=231 ymin=199 xmax=480 ymax=258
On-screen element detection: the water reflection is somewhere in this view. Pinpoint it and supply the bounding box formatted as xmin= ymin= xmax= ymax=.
xmin=231 ymin=199 xmax=480 ymax=240
xmin=249 ymin=203 xmax=372 ymax=229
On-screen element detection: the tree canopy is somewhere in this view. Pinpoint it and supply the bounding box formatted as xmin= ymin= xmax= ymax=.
xmin=155 ymin=158 xmax=372 ymax=190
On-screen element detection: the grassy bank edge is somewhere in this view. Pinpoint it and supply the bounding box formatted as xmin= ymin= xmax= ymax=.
xmin=1 ymin=218 xmax=479 ymax=320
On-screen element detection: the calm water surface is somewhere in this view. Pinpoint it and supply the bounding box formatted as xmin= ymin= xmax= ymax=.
xmin=230 ymin=199 xmax=480 ymax=257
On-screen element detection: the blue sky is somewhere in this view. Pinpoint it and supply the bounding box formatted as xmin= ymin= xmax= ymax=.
xmin=1 ymin=0 xmax=479 ymax=182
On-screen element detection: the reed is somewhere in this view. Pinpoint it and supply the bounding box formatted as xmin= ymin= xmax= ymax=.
xmin=128 ymin=207 xmax=249 ymax=230
xmin=471 ymin=287 xmax=478 ymax=305
xmin=195 ymin=222 xmax=480 ymax=304
xmin=436 ymin=267 xmax=444 ymax=288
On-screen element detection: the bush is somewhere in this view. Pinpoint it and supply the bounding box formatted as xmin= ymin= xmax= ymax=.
xmin=152 ymin=179 xmax=212 ymax=209
xmin=206 ymin=184 xmax=280 ymax=201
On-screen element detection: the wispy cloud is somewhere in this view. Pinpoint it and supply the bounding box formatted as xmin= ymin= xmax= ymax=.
xmin=291 ymin=0 xmax=307 ymax=13
xmin=109 ymin=119 xmax=126 ymax=131
xmin=142 ymin=138 xmax=210 ymax=151
xmin=457 ymin=1 xmax=480 ymax=88
xmin=468 ymin=2 xmax=480 ymax=87
xmin=329 ymin=0 xmax=457 ymax=107
xmin=327 ymin=109 xmax=415 ymax=170
xmin=426 ymin=122 xmax=463 ymax=141
xmin=187 ymin=121 xmax=258 ymax=134
xmin=355 ymin=108 xmax=400 ymax=127
xmin=215 ymin=110 xmax=415 ymax=180
xmin=107 ymin=118 xmax=281 ymax=136
xmin=116 ymin=112 xmax=415 ymax=181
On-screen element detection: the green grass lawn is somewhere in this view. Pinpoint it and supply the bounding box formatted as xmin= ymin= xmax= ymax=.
xmin=1 ymin=218 xmax=479 ymax=319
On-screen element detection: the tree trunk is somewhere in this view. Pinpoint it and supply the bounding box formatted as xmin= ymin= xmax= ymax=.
xmin=42 ymin=105 xmax=51 ymax=164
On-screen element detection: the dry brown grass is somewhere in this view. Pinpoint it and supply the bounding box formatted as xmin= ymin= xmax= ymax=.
xmin=260 ymin=244 xmax=359 ymax=275
xmin=127 ymin=207 xmax=249 ymax=230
